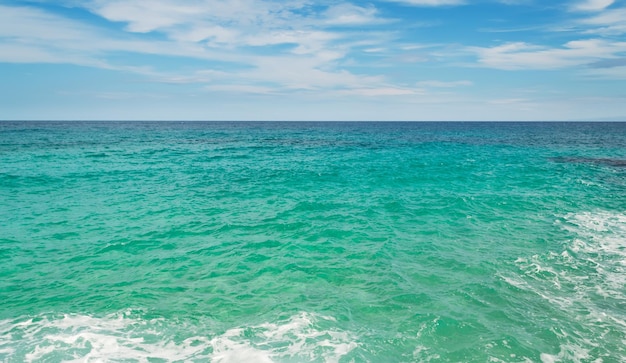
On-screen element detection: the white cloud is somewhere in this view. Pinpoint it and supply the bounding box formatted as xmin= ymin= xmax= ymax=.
xmin=583 ymin=65 xmax=626 ymax=79
xmin=90 ymin=91 xmax=167 ymax=100
xmin=571 ymin=0 xmax=614 ymax=12
xmin=583 ymin=7 xmax=626 ymax=24
xmin=385 ymin=0 xmax=464 ymax=6
xmin=323 ymin=4 xmax=382 ymax=25
xmin=488 ymin=98 xmax=530 ymax=105
xmin=416 ymin=80 xmax=472 ymax=87
xmin=0 ymin=4 xmax=87 ymax=41
xmin=0 ymin=2 xmax=407 ymax=97
xmin=496 ymin=0 xmax=532 ymax=5
xmin=363 ymin=47 xmax=386 ymax=53
xmin=170 ymin=25 xmax=238 ymax=44
xmin=204 ymin=84 xmax=279 ymax=95
xmin=337 ymin=87 xmax=422 ymax=96
xmin=3 ymin=1 xmax=626 ymax=121
xmin=240 ymin=54 xmax=386 ymax=90
xmin=64 ymin=0 xmax=401 ymax=90
xmin=87 ymin=0 xmax=303 ymax=44
xmin=85 ymin=0 xmax=387 ymax=45
xmin=470 ymin=39 xmax=626 ymax=70
xmin=0 ymin=4 xmax=240 ymax=66
xmin=92 ymin=1 xmax=201 ymax=33
xmin=246 ymin=31 xmax=341 ymax=56
xmin=86 ymin=0 xmax=314 ymax=33
xmin=579 ymin=8 xmax=626 ymax=35
xmin=0 ymin=5 xmax=124 ymax=67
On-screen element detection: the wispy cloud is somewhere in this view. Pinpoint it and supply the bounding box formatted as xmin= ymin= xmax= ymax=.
xmin=2 ymin=0 xmax=625 ymax=120
xmin=579 ymin=8 xmax=626 ymax=35
xmin=337 ymin=87 xmax=422 ymax=96
xmin=478 ymin=25 xmax=548 ymax=33
xmin=323 ymin=4 xmax=387 ymax=26
xmin=589 ymin=57 xmax=626 ymax=68
xmin=416 ymin=80 xmax=472 ymax=88
xmin=384 ymin=0 xmax=464 ymax=7
xmin=496 ymin=0 xmax=532 ymax=5
xmin=470 ymin=39 xmax=626 ymax=70
xmin=0 ymin=2 xmax=405 ymax=96
xmin=84 ymin=0 xmax=390 ymax=47
xmin=571 ymin=0 xmax=614 ymax=12
xmin=582 ymin=65 xmax=626 ymax=79
xmin=0 ymin=4 xmax=238 ymax=66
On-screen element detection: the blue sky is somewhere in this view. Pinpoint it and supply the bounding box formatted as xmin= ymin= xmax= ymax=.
xmin=1 ymin=0 xmax=625 ymax=120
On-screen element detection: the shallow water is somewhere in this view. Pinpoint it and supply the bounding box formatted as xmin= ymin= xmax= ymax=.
xmin=1 ymin=121 xmax=625 ymax=362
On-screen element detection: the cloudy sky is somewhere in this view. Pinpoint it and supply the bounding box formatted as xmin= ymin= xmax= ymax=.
xmin=1 ymin=0 xmax=625 ymax=120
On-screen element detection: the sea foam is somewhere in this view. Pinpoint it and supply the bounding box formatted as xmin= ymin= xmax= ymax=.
xmin=0 ymin=311 xmax=357 ymax=363
xmin=500 ymin=210 xmax=626 ymax=362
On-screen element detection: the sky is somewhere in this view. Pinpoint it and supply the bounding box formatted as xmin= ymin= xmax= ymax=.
xmin=1 ymin=0 xmax=625 ymax=121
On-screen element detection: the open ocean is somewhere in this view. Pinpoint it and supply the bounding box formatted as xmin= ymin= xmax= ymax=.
xmin=1 ymin=121 xmax=625 ymax=363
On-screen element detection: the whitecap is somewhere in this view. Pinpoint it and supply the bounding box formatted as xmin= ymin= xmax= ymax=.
xmin=563 ymin=211 xmax=626 ymax=258
xmin=0 ymin=311 xmax=357 ymax=363
xmin=498 ymin=210 xmax=626 ymax=362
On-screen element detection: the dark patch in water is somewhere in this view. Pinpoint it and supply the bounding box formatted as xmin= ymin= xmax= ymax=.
xmin=85 ymin=152 xmax=108 ymax=158
xmin=551 ymin=157 xmax=626 ymax=167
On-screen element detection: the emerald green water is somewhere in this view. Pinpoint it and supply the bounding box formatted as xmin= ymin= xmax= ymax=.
xmin=1 ymin=121 xmax=625 ymax=362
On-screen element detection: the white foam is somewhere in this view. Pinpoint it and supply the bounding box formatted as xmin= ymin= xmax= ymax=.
xmin=563 ymin=211 xmax=626 ymax=260
xmin=563 ymin=211 xmax=626 ymax=298
xmin=576 ymin=178 xmax=603 ymax=188
xmin=540 ymin=343 xmax=597 ymax=363
xmin=412 ymin=345 xmax=441 ymax=362
xmin=208 ymin=312 xmax=357 ymax=363
xmin=11 ymin=312 xmax=208 ymax=363
xmin=508 ymin=211 xmax=626 ymax=302
xmin=501 ymin=210 xmax=626 ymax=363
xmin=0 ymin=311 xmax=357 ymax=363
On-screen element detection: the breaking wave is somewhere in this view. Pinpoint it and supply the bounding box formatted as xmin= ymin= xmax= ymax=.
xmin=0 ymin=311 xmax=357 ymax=363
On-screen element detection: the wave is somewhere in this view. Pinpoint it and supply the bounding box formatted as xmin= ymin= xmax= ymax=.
xmin=500 ymin=210 xmax=626 ymax=362
xmin=0 ymin=311 xmax=357 ymax=363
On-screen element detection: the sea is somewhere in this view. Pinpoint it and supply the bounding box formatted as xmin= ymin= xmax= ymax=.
xmin=0 ymin=121 xmax=625 ymax=363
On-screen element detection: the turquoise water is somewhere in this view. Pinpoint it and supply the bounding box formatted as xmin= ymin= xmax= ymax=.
xmin=1 ymin=121 xmax=625 ymax=362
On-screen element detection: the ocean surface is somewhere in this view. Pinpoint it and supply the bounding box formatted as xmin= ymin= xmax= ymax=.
xmin=1 ymin=121 xmax=625 ymax=363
